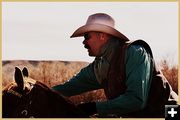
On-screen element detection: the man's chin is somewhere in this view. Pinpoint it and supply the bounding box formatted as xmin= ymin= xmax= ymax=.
xmin=87 ymin=49 xmax=96 ymax=57
xmin=88 ymin=54 xmax=94 ymax=57
xmin=88 ymin=52 xmax=95 ymax=57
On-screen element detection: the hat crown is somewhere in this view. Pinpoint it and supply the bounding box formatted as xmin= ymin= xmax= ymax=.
xmin=86 ymin=13 xmax=115 ymax=28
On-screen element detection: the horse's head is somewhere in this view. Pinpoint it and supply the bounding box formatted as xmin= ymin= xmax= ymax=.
xmin=2 ymin=67 xmax=88 ymax=118
xmin=2 ymin=67 xmax=40 ymax=117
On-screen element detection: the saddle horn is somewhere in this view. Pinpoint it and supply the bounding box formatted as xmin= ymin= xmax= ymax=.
xmin=14 ymin=67 xmax=24 ymax=91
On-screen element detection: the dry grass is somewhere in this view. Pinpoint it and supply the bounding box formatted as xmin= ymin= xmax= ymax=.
xmin=159 ymin=60 xmax=178 ymax=94
xmin=2 ymin=59 xmax=178 ymax=104
xmin=2 ymin=60 xmax=88 ymax=87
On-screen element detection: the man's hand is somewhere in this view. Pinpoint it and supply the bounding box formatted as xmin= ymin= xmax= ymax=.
xmin=77 ymin=102 xmax=97 ymax=117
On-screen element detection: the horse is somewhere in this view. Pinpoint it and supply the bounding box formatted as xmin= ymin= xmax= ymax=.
xmin=2 ymin=67 xmax=89 ymax=118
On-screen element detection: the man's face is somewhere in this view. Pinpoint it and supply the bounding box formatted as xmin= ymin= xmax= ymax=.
xmin=82 ymin=32 xmax=107 ymax=57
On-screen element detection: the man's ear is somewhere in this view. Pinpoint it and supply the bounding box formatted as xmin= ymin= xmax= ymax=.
xmin=99 ymin=33 xmax=110 ymax=42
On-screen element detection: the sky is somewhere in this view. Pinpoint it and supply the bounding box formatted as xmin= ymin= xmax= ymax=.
xmin=2 ymin=2 xmax=179 ymax=65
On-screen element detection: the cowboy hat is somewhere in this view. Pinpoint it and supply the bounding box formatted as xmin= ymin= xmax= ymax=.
xmin=70 ymin=13 xmax=129 ymax=41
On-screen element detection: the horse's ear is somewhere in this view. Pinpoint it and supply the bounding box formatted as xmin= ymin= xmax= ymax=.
xmin=14 ymin=67 xmax=24 ymax=90
xmin=22 ymin=67 xmax=29 ymax=77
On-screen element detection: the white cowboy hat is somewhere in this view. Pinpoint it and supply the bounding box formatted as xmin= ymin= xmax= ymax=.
xmin=70 ymin=13 xmax=129 ymax=41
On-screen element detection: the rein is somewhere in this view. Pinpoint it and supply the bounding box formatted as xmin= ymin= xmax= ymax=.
xmin=7 ymin=89 xmax=22 ymax=98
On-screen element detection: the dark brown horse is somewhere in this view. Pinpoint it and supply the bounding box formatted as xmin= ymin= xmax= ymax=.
xmin=2 ymin=67 xmax=88 ymax=118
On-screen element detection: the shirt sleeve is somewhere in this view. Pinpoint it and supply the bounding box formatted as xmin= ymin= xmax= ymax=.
xmin=52 ymin=63 xmax=101 ymax=97
xmin=96 ymin=45 xmax=152 ymax=115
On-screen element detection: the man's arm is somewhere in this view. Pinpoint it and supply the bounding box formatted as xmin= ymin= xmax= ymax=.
xmin=52 ymin=63 xmax=101 ymax=97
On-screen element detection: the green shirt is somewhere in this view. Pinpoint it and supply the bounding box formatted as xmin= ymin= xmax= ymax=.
xmin=52 ymin=44 xmax=152 ymax=116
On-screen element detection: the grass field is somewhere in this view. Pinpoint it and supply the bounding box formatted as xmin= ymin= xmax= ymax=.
xmin=2 ymin=60 xmax=178 ymax=104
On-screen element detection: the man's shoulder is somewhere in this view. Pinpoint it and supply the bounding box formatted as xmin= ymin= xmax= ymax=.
xmin=126 ymin=40 xmax=149 ymax=47
xmin=125 ymin=40 xmax=153 ymax=58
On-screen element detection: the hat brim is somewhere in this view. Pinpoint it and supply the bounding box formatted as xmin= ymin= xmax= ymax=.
xmin=70 ymin=24 xmax=129 ymax=41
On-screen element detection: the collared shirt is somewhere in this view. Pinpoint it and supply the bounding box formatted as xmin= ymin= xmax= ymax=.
xmin=52 ymin=39 xmax=152 ymax=116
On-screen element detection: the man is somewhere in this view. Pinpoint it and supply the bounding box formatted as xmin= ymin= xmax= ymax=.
xmin=53 ymin=13 xmax=177 ymax=117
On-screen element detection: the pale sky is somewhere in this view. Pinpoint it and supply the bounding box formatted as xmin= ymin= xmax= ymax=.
xmin=2 ymin=2 xmax=178 ymax=65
